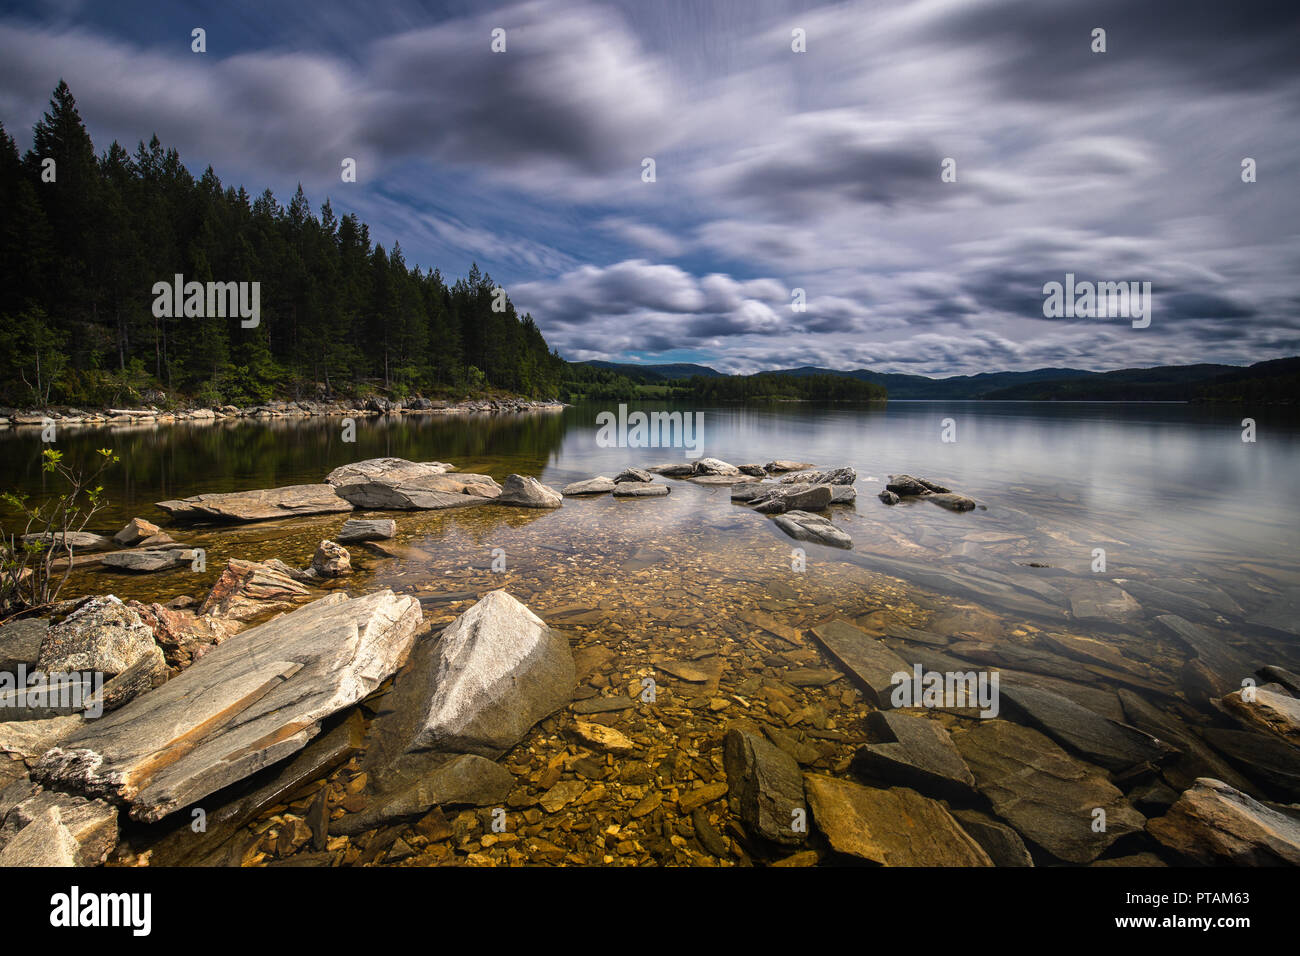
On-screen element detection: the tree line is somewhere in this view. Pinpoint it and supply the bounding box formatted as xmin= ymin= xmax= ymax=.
xmin=0 ymin=81 xmax=566 ymax=408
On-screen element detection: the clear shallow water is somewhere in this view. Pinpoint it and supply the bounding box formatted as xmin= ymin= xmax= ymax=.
xmin=3 ymin=400 xmax=1299 ymax=865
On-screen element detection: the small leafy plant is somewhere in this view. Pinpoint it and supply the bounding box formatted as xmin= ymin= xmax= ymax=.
xmin=0 ymin=447 xmax=118 ymax=618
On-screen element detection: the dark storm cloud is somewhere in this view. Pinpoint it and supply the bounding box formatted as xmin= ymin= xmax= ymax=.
xmin=0 ymin=0 xmax=1296 ymax=375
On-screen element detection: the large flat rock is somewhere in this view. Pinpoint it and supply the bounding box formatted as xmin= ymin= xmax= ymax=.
xmin=724 ymin=728 xmax=806 ymax=846
xmin=1156 ymin=614 xmax=1255 ymax=698
xmin=951 ymin=719 xmax=1145 ymax=863
xmin=324 ymin=458 xmax=454 ymax=486
xmin=33 ymin=590 xmax=420 ymax=822
xmin=1148 ymin=777 xmax=1300 ymax=866
xmin=157 ymin=484 xmax=354 ymax=522
xmin=804 ymin=774 xmax=992 ymax=866
xmin=331 ymin=472 xmax=500 ymax=510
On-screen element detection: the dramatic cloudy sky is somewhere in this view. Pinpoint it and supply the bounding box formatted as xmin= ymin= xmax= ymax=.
xmin=1 ymin=0 xmax=1297 ymax=374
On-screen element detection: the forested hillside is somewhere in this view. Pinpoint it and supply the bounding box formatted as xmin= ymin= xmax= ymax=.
xmin=0 ymin=81 xmax=564 ymax=408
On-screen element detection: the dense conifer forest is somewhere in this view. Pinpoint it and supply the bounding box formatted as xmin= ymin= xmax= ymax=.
xmin=0 ymin=81 xmax=566 ymax=408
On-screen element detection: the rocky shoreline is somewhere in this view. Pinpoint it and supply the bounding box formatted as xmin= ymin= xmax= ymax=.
xmin=2 ymin=455 xmax=1298 ymax=868
xmin=0 ymin=396 xmax=565 ymax=430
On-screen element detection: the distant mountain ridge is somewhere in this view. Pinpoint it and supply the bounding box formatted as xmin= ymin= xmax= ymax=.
xmin=574 ymin=357 xmax=1297 ymax=402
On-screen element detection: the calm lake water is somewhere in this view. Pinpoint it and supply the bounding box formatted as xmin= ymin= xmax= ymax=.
xmin=4 ymin=400 xmax=1299 ymax=865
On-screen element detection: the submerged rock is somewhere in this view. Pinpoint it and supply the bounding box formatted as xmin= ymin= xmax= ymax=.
xmin=723 ymin=727 xmax=805 ymax=846
xmin=1000 ymin=683 xmax=1177 ymax=772
xmin=951 ymin=809 xmax=1035 ymax=866
xmin=337 ymin=518 xmax=396 ymax=543
xmin=878 ymin=489 xmax=901 ymax=505
xmin=926 ymin=492 xmax=977 ymax=512
xmin=495 ymin=474 xmax=563 ymax=508
xmin=333 ymin=753 xmax=513 ymax=836
xmin=771 ymin=510 xmax=852 ymax=549
xmin=1148 ymin=777 xmax=1300 ymax=866
xmin=562 ymin=476 xmax=616 ymax=496
xmin=809 ymin=619 xmax=908 ymax=708
xmin=804 ymin=774 xmax=992 ymax=866
xmin=951 ymin=719 xmax=1145 ymax=863
xmin=34 ymin=590 xmax=421 ymax=822
xmin=852 ymin=710 xmax=977 ymax=800
xmin=156 ymin=484 xmax=354 ymax=522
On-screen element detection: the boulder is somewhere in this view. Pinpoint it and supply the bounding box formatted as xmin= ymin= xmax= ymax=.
xmin=851 ymin=710 xmax=977 ymax=800
xmin=771 ymin=510 xmax=852 ymax=549
xmin=100 ymin=548 xmax=196 ymax=573
xmin=365 ymin=590 xmax=574 ymax=768
xmin=952 ymin=719 xmax=1145 ymax=863
xmin=337 ymin=519 xmax=396 ymax=543
xmin=310 ymin=540 xmax=352 ymax=578
xmin=36 ymin=596 xmax=159 ymax=678
xmin=1148 ymin=778 xmax=1300 ymax=866
xmin=562 ymin=477 xmax=616 ymax=496
xmin=613 ymin=468 xmax=654 ymax=483
xmin=804 ymin=774 xmax=992 ymax=866
xmin=198 ymin=558 xmax=312 ymax=622
xmin=157 ymin=484 xmax=354 ymax=522
xmin=612 ymin=483 xmax=670 ymax=497
xmin=692 ymin=458 xmax=740 ymax=476
xmin=34 ymin=590 xmax=421 ymax=822
xmin=779 ymin=467 xmax=857 ymax=486
xmin=886 ymin=474 xmax=949 ymax=495
xmin=495 ymin=474 xmax=563 ymax=508
xmin=112 ymin=518 xmax=160 ymax=547
xmin=723 ymin=727 xmax=805 ymax=845
xmin=749 ymin=484 xmax=833 ymax=515
xmin=738 ymin=464 xmax=767 ymax=477
xmin=878 ymin=489 xmax=901 ymax=505
xmin=324 ymin=458 xmax=454 ymax=486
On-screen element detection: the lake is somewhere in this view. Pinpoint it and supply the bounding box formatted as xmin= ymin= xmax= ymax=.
xmin=3 ymin=399 xmax=1298 ymax=865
